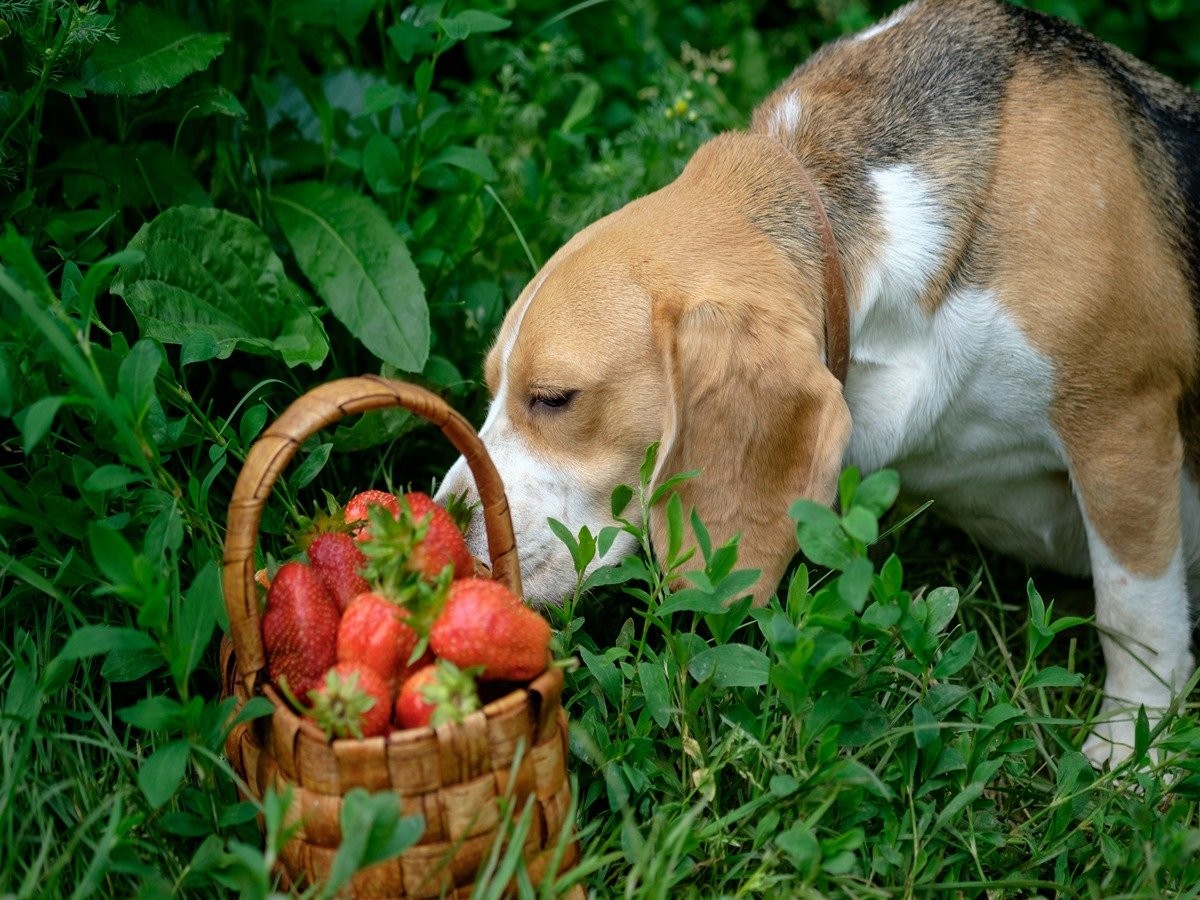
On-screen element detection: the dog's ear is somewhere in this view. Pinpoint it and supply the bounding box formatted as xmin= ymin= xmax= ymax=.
xmin=650 ymin=296 xmax=851 ymax=603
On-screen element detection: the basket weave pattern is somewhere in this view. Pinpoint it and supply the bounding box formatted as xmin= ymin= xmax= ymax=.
xmin=219 ymin=376 xmax=579 ymax=897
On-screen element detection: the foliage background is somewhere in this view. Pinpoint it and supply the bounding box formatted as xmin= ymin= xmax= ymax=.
xmin=1 ymin=0 xmax=1199 ymax=896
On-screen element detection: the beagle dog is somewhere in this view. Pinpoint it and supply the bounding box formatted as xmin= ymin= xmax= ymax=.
xmin=437 ymin=0 xmax=1200 ymax=768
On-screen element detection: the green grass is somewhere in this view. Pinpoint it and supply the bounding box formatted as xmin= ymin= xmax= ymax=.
xmin=2 ymin=0 xmax=1200 ymax=896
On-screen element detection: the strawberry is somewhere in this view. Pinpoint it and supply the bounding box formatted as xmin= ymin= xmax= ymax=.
xmin=337 ymin=591 xmax=419 ymax=688
xmin=429 ymin=578 xmax=551 ymax=681
xmin=393 ymin=660 xmax=481 ymax=730
xmin=307 ymin=531 xmax=369 ymax=612
xmin=344 ymin=489 xmax=400 ymax=542
xmin=402 ymin=492 xmax=473 ymax=581
xmin=359 ymin=493 xmax=472 ymax=602
xmin=308 ymin=663 xmax=393 ymax=740
xmin=262 ymin=562 xmax=340 ymax=702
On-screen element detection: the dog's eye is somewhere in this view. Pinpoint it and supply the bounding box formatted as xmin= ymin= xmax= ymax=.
xmin=530 ymin=390 xmax=578 ymax=411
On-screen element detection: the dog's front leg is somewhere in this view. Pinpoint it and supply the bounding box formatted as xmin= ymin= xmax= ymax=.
xmin=1065 ymin=399 xmax=1196 ymax=768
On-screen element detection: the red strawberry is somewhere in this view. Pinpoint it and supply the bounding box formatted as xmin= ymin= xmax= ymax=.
xmin=308 ymin=663 xmax=393 ymax=740
xmin=429 ymin=578 xmax=551 ymax=681
xmin=337 ymin=591 xmax=419 ymax=688
xmin=359 ymin=493 xmax=472 ymax=601
xmin=402 ymin=492 xmax=473 ymax=581
xmin=308 ymin=531 xmax=369 ymax=612
xmin=344 ymin=490 xmax=400 ymax=542
xmin=394 ymin=661 xmax=481 ymax=730
xmin=262 ymin=562 xmax=340 ymax=701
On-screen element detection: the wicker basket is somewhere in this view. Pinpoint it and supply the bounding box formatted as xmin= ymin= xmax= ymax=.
xmin=219 ymin=376 xmax=581 ymax=898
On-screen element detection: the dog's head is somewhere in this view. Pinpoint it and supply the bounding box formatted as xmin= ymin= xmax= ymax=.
xmin=437 ymin=132 xmax=852 ymax=603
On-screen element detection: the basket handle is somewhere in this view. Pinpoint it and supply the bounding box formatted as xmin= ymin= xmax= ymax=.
xmin=221 ymin=375 xmax=521 ymax=695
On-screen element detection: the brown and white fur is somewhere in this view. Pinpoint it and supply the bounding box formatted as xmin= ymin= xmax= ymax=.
xmin=438 ymin=0 xmax=1200 ymax=768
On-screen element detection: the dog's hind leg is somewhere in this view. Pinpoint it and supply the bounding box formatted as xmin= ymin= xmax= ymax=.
xmin=1061 ymin=397 xmax=1196 ymax=768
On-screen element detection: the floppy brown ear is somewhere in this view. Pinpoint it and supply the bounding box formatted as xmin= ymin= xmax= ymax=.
xmin=650 ymin=298 xmax=851 ymax=604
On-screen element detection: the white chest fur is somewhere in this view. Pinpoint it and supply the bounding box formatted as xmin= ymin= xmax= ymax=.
xmin=841 ymin=165 xmax=1091 ymax=574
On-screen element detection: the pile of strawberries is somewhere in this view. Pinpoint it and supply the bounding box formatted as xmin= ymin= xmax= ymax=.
xmin=259 ymin=490 xmax=552 ymax=740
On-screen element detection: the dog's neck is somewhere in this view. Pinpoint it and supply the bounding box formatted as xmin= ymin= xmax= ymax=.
xmin=772 ymin=143 xmax=851 ymax=386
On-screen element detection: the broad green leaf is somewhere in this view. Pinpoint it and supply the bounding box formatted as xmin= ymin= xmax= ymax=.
xmin=15 ymin=395 xmax=64 ymax=453
xmin=272 ymin=182 xmax=428 ymax=372
xmin=427 ymin=145 xmax=496 ymax=181
xmin=932 ymin=631 xmax=978 ymax=679
xmin=83 ymin=465 xmax=144 ymax=493
xmin=638 ymin=660 xmax=672 ymax=729
xmin=853 ymin=468 xmax=900 ymax=516
xmin=118 ymin=696 xmax=184 ymax=731
xmin=562 ymin=81 xmax=601 ymax=133
xmin=363 ymin=134 xmax=405 ymax=196
xmin=83 ymin=7 xmax=228 ymax=96
xmin=325 ymin=789 xmax=423 ymax=892
xmin=175 ymin=562 xmax=221 ymax=684
xmin=138 ymin=740 xmax=190 ymax=808
xmin=934 ymin=781 xmax=985 ymax=832
xmin=55 ymin=627 xmax=157 ymax=668
xmin=1025 ymin=666 xmax=1083 ymax=689
xmin=610 ymin=484 xmax=634 ymax=519
xmin=118 ymin=339 xmax=163 ymax=420
xmin=841 ymin=506 xmax=878 ymax=544
xmin=836 ymin=558 xmax=873 ymax=612
xmin=579 ymin=647 xmax=623 ymax=703
xmin=291 ymin=442 xmax=332 ymax=490
xmin=687 ymin=644 xmax=770 ymax=688
xmin=923 ymin=586 xmax=960 ymax=636
xmin=437 ymin=10 xmax=511 ymax=40
xmin=111 ymin=206 xmax=328 ymax=368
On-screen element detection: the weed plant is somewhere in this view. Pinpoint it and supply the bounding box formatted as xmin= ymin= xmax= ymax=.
xmin=1 ymin=0 xmax=1199 ymax=896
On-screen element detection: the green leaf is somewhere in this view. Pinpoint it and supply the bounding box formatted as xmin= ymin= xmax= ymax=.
xmin=57 ymin=626 xmax=157 ymax=663
xmin=363 ymin=134 xmax=405 ymax=196
xmin=836 ymin=558 xmax=873 ymax=612
xmin=175 ymin=562 xmax=221 ymax=684
xmin=687 ymin=645 xmax=770 ymax=688
xmin=638 ymin=660 xmax=672 ymax=729
xmin=15 ymin=395 xmax=64 ymax=453
xmin=118 ymin=339 xmax=163 ymax=420
xmin=912 ymin=704 xmax=938 ymax=748
xmin=853 ymin=468 xmax=900 ymax=516
xmin=111 ymin=206 xmax=328 ymax=368
xmin=932 ymin=631 xmax=978 ymax=679
xmin=82 ymin=7 xmax=228 ymax=96
xmin=841 ymin=506 xmax=878 ymax=544
xmin=1134 ymin=705 xmax=1151 ymax=762
xmin=923 ymin=586 xmax=960 ymax=636
xmin=291 ymin=442 xmax=333 ymax=490
xmin=272 ymin=182 xmax=428 ymax=372
xmin=325 ymin=789 xmax=424 ymax=892
xmin=610 ymin=484 xmax=634 ymax=519
xmin=229 ymin=696 xmax=276 ymax=730
xmin=1025 ymin=666 xmax=1083 ymax=689
xmin=934 ymin=781 xmax=985 ymax=832
xmin=562 ymin=81 xmax=601 ymax=133
xmin=427 ymin=145 xmax=496 ymax=181
xmin=138 ymin=740 xmax=190 ymax=808
xmin=118 ymin=696 xmax=184 ymax=731
xmin=83 ymin=465 xmax=144 ymax=493
xmin=437 ymin=10 xmax=511 ymax=40
xmin=579 ymin=647 xmax=623 ymax=703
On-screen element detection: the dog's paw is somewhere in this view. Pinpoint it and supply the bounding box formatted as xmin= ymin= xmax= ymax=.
xmin=1081 ymin=717 xmax=1136 ymax=770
